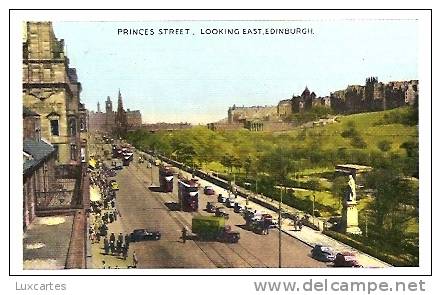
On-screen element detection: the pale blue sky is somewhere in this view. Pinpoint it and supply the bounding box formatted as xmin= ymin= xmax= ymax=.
xmin=53 ymin=20 xmax=418 ymax=124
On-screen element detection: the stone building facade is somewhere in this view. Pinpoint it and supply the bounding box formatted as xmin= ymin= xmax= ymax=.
xmin=88 ymin=90 xmax=142 ymax=133
xmin=277 ymin=99 xmax=292 ymax=117
xmin=330 ymin=77 xmax=419 ymax=114
xmin=23 ymin=22 xmax=86 ymax=166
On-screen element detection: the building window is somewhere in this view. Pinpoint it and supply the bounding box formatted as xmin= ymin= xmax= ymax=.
xmin=80 ymin=118 xmax=86 ymax=132
xmin=43 ymin=67 xmax=51 ymax=82
xmin=70 ymin=144 xmax=77 ymax=161
xmin=68 ymin=118 xmax=77 ymax=136
xmin=50 ymin=120 xmax=59 ymax=136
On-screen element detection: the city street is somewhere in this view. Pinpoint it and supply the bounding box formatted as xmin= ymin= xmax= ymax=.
xmin=106 ymin=151 xmax=326 ymax=268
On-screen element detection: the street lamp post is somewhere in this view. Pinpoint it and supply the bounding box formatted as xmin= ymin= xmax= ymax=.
xmin=278 ymin=186 xmax=283 ymax=268
xmin=365 ymin=210 xmax=369 ymax=238
xmin=312 ymin=194 xmax=316 ymax=228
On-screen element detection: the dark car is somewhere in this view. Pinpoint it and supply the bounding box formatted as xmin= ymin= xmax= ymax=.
xmin=334 ymin=252 xmax=361 ymax=267
xmin=215 ymin=207 xmax=229 ymax=219
xmin=311 ymin=245 xmax=336 ymax=262
xmin=217 ymin=194 xmax=227 ymax=203
xmin=204 ymin=186 xmax=215 ymax=195
xmin=130 ymin=229 xmax=161 ymax=242
xmin=206 ymin=201 xmax=219 ymax=213
xmin=234 ymin=202 xmax=245 ymax=213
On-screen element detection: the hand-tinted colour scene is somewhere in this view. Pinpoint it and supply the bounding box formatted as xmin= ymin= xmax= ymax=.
xmin=22 ymin=20 xmax=419 ymax=270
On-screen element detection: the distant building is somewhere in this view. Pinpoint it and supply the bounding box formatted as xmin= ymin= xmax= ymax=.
xmin=277 ymin=99 xmax=292 ymax=117
xmin=88 ymin=90 xmax=142 ymax=133
xmin=330 ymin=77 xmax=419 ymax=114
xmin=142 ymin=122 xmax=192 ymax=132
xmin=208 ymin=77 xmax=418 ymax=132
xmin=228 ymin=104 xmax=278 ymax=124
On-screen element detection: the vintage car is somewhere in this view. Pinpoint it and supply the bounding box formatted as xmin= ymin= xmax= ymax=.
xmin=130 ymin=229 xmax=161 ymax=242
xmin=311 ymin=245 xmax=336 ymax=262
xmin=334 ymin=252 xmax=362 ymax=267
xmin=203 ymin=186 xmax=215 ymax=195
xmin=109 ymin=180 xmax=119 ymax=191
xmin=217 ymin=194 xmax=227 ymax=203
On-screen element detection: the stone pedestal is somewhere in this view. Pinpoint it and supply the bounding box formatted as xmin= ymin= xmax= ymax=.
xmin=342 ymin=200 xmax=362 ymax=235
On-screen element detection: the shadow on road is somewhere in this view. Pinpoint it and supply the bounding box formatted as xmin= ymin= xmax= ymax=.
xmin=164 ymin=202 xmax=180 ymax=211
xmin=148 ymin=186 xmax=163 ymax=192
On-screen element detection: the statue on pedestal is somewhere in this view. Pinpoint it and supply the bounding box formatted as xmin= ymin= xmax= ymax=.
xmin=341 ymin=174 xmax=362 ymax=235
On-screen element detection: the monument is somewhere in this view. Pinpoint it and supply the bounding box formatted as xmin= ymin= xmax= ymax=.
xmin=341 ymin=175 xmax=362 ymax=235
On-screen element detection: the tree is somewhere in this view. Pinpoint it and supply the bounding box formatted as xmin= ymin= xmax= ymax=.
xmin=243 ymin=155 xmax=254 ymax=178
xmin=377 ymin=140 xmax=392 ymax=152
xmin=221 ymin=154 xmax=234 ymax=174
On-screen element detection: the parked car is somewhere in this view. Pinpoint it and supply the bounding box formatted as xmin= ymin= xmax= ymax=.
xmin=215 ymin=206 xmax=229 ymax=219
xmin=233 ymin=202 xmax=245 ymax=213
xmin=204 ymin=186 xmax=215 ymax=195
xmin=130 ymin=229 xmax=161 ymax=242
xmin=334 ymin=252 xmax=361 ymax=267
xmin=311 ymin=245 xmax=336 ymax=262
xmin=226 ymin=197 xmax=236 ymax=208
xmin=109 ymin=180 xmax=119 ymax=191
xmin=217 ymin=193 xmax=227 ymax=203
xmin=206 ymin=201 xmax=219 ymax=213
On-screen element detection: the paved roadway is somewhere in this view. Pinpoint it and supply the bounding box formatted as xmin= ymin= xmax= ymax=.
xmin=109 ymin=155 xmax=327 ymax=268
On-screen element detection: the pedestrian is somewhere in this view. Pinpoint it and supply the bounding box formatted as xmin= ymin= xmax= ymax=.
xmin=102 ymin=260 xmax=106 ymax=269
xmin=109 ymin=213 xmax=114 ymax=223
xmin=122 ymin=245 xmax=128 ymax=260
xmin=293 ymin=215 xmax=299 ymax=231
xmin=103 ymin=236 xmax=109 ymax=254
xmin=124 ymin=234 xmax=130 ymax=248
xmin=113 ymin=209 xmax=118 ymax=221
xmin=111 ymin=200 xmax=115 ymax=208
xmin=118 ymin=233 xmax=124 ymax=244
xmin=182 ymin=227 xmax=187 ymax=243
xmin=116 ymin=241 xmax=122 ymax=255
xmin=110 ymin=241 xmax=115 ymax=255
xmin=96 ymin=233 xmax=101 ymax=242
xmin=110 ymin=232 xmax=116 ymax=244
xmin=132 ymin=251 xmax=138 ymax=268
xmin=89 ymin=229 xmax=95 ymax=242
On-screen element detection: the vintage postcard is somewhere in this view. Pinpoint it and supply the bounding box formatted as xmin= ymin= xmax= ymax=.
xmin=11 ymin=10 xmax=432 ymax=280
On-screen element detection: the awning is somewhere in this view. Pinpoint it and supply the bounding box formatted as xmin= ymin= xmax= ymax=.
xmin=90 ymin=186 xmax=101 ymax=202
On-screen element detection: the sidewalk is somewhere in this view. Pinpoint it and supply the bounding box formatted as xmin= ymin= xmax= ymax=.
xmin=89 ymin=187 xmax=134 ymax=269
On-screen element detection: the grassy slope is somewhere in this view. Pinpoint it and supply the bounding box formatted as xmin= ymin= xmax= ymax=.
xmin=280 ymin=108 xmax=417 ymax=152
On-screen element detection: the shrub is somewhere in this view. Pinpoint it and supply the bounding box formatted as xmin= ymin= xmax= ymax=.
xmin=350 ymin=135 xmax=367 ymax=149
xmin=377 ymin=140 xmax=392 ymax=152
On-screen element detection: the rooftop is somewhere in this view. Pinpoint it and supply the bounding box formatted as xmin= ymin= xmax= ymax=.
xmin=23 ymin=139 xmax=55 ymax=173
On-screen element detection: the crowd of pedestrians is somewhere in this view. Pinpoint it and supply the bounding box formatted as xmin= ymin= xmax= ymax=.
xmin=88 ymin=158 xmax=138 ymax=268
